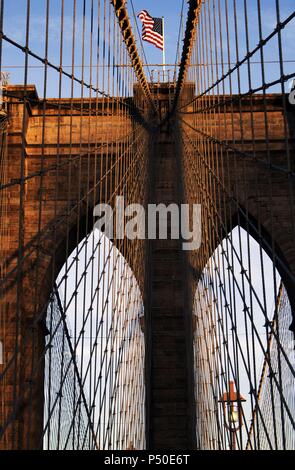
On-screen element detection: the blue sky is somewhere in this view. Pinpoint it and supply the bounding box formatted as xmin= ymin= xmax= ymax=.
xmin=1 ymin=1 xmax=294 ymax=96
xmin=1 ymin=0 xmax=188 ymax=96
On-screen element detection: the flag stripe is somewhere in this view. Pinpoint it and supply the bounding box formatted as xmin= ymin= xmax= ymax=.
xmin=143 ymin=34 xmax=163 ymax=47
xmin=143 ymin=31 xmax=163 ymax=41
xmin=138 ymin=10 xmax=164 ymax=51
xmin=143 ymin=34 xmax=163 ymax=48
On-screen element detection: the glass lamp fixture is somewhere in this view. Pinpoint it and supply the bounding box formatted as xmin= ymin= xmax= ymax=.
xmin=219 ymin=381 xmax=246 ymax=449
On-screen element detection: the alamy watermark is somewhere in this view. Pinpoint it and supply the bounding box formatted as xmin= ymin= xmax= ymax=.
xmin=0 ymin=340 xmax=3 ymax=365
xmin=288 ymin=79 xmax=295 ymax=105
xmin=94 ymin=196 xmax=202 ymax=251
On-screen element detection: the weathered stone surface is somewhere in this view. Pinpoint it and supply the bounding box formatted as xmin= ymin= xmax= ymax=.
xmin=1 ymin=84 xmax=294 ymax=450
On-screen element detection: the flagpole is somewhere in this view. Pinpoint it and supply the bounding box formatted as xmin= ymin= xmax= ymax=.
xmin=162 ymin=16 xmax=166 ymax=82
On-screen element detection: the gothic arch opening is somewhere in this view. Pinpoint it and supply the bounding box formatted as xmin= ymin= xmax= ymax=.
xmin=43 ymin=229 xmax=146 ymax=450
xmin=193 ymin=225 xmax=295 ymax=450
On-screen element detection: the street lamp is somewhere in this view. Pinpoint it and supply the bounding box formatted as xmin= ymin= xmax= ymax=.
xmin=219 ymin=381 xmax=246 ymax=450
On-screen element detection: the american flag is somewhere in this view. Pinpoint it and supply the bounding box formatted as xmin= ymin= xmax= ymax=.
xmin=137 ymin=10 xmax=164 ymax=51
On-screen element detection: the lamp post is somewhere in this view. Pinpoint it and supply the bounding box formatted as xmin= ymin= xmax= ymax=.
xmin=219 ymin=381 xmax=246 ymax=450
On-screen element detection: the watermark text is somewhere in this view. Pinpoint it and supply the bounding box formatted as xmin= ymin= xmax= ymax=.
xmin=94 ymin=197 xmax=202 ymax=251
